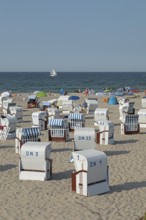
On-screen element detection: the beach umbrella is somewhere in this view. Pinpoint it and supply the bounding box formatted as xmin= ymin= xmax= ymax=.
xmin=36 ymin=91 xmax=47 ymax=98
xmin=69 ymin=95 xmax=80 ymax=101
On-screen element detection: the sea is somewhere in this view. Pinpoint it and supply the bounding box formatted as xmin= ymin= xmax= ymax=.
xmin=0 ymin=72 xmax=146 ymax=93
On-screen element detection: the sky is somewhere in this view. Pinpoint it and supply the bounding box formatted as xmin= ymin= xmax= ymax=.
xmin=0 ymin=0 xmax=146 ymax=72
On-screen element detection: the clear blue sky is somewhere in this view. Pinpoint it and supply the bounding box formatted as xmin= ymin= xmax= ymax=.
xmin=0 ymin=0 xmax=146 ymax=72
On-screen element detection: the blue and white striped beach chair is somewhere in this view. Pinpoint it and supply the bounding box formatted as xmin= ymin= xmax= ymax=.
xmin=121 ymin=115 xmax=139 ymax=135
xmin=48 ymin=118 xmax=69 ymax=142
xmin=15 ymin=127 xmax=41 ymax=154
xmin=68 ymin=113 xmax=85 ymax=131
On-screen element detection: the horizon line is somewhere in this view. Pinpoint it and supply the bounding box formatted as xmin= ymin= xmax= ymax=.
xmin=0 ymin=71 xmax=146 ymax=73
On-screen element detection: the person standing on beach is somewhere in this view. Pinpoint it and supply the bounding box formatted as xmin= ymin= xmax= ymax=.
xmin=85 ymin=88 xmax=89 ymax=96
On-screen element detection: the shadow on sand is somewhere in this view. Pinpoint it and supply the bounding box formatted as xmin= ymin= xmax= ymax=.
xmin=0 ymin=164 xmax=17 ymax=172
xmin=104 ymin=150 xmax=130 ymax=156
xmin=52 ymin=169 xmax=73 ymax=180
xmin=109 ymin=181 xmax=146 ymax=193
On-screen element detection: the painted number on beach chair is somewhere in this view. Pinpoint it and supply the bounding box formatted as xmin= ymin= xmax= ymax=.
xmin=26 ymin=151 xmax=39 ymax=156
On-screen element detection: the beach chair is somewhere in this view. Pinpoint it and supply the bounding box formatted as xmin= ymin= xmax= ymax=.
xmin=39 ymin=101 xmax=51 ymax=111
xmin=2 ymin=100 xmax=16 ymax=115
xmin=27 ymin=95 xmax=39 ymax=108
xmin=68 ymin=113 xmax=85 ymax=131
xmin=96 ymin=120 xmax=114 ymax=145
xmin=0 ymin=125 xmax=10 ymax=141
xmin=74 ymin=127 xmax=95 ymax=151
xmin=15 ymin=127 xmax=41 ymax=154
xmin=57 ymin=95 xmax=70 ymax=109
xmin=137 ymin=109 xmax=146 ymax=128
xmin=85 ymin=99 xmax=98 ymax=114
xmin=62 ymin=100 xmax=74 ymax=114
xmin=19 ymin=142 xmax=52 ymax=181
xmin=71 ymin=149 xmax=109 ymax=196
xmin=9 ymin=106 xmax=23 ymax=123
xmin=94 ymin=108 xmax=109 ymax=127
xmin=0 ymin=96 xmax=12 ymax=108
xmin=121 ymin=115 xmax=140 ymax=135
xmin=47 ymin=108 xmax=61 ymax=120
xmin=48 ymin=118 xmax=70 ymax=142
xmin=32 ymin=111 xmax=48 ymax=131
xmin=0 ymin=114 xmax=16 ymax=139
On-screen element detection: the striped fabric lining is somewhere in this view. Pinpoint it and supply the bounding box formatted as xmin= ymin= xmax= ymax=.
xmin=22 ymin=127 xmax=40 ymax=137
xmin=69 ymin=113 xmax=84 ymax=120
xmin=48 ymin=119 xmax=64 ymax=127
xmin=125 ymin=115 xmax=139 ymax=131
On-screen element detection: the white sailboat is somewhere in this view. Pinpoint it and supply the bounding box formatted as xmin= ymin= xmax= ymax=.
xmin=50 ymin=68 xmax=57 ymax=77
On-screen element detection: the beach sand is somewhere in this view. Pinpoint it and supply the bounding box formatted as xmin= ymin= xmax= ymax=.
xmin=0 ymin=92 xmax=146 ymax=220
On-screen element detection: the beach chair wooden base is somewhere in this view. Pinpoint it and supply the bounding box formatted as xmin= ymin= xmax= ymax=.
xmin=124 ymin=126 xmax=140 ymax=135
xmin=48 ymin=130 xmax=67 ymax=142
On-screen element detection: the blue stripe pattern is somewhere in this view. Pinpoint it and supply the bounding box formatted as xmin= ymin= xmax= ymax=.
xmin=48 ymin=119 xmax=64 ymax=126
xmin=22 ymin=127 xmax=40 ymax=137
xmin=69 ymin=113 xmax=84 ymax=120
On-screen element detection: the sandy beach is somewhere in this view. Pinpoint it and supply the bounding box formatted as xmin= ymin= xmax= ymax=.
xmin=0 ymin=92 xmax=146 ymax=220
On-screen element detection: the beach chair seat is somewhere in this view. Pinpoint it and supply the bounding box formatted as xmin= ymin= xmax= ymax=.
xmin=48 ymin=118 xmax=69 ymax=142
xmin=68 ymin=113 xmax=85 ymax=131
xmin=32 ymin=111 xmax=48 ymax=131
xmin=121 ymin=115 xmax=139 ymax=135
xmin=15 ymin=127 xmax=41 ymax=154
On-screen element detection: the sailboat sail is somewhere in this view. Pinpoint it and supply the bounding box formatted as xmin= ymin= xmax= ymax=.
xmin=50 ymin=68 xmax=57 ymax=77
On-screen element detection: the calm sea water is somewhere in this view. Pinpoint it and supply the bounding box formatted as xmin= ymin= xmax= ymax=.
xmin=0 ymin=72 xmax=146 ymax=93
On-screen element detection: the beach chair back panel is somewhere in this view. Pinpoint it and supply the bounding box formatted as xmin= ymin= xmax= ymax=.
xmin=19 ymin=142 xmax=52 ymax=181
xmin=94 ymin=108 xmax=108 ymax=121
xmin=124 ymin=115 xmax=139 ymax=134
xmin=74 ymin=127 xmax=95 ymax=151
